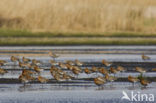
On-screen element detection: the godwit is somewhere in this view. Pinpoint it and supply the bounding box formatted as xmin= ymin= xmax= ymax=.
xmin=105 ymin=73 xmax=117 ymax=86
xmin=72 ymin=66 xmax=82 ymax=77
xmin=22 ymin=57 xmax=31 ymax=63
xmin=116 ymin=66 xmax=126 ymax=77
xmin=94 ymin=76 xmax=106 ymax=89
xmin=110 ymin=67 xmax=118 ymax=77
xmin=34 ymin=66 xmax=44 ymax=74
xmin=50 ymin=60 xmax=59 ymax=66
xmin=66 ymin=60 xmax=75 ymax=66
xmin=142 ymin=54 xmax=150 ymax=60
xmin=38 ymin=76 xmax=49 ymax=88
xmin=84 ymin=67 xmax=92 ymax=74
xmin=135 ymin=67 xmax=146 ymax=74
xmin=0 ymin=60 xmax=7 ymax=68
xmin=59 ymin=62 xmax=67 ymax=69
xmin=75 ymin=59 xmax=83 ymax=66
xmin=65 ymin=64 xmax=73 ymax=71
xmin=140 ymin=78 xmax=150 ymax=87
xmin=32 ymin=59 xmax=42 ymax=66
xmin=0 ymin=68 xmax=8 ymax=76
xmin=48 ymin=51 xmax=59 ymax=61
xmin=105 ymin=74 xmax=117 ymax=82
xmin=128 ymin=75 xmax=139 ymax=86
xmin=102 ymin=59 xmax=112 ymax=67
xmin=91 ymin=66 xmax=98 ymax=73
xmin=98 ymin=67 xmax=108 ymax=75
xmin=19 ymin=62 xmax=32 ymax=69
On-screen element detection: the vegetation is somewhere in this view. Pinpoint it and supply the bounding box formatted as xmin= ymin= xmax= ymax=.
xmin=0 ymin=0 xmax=156 ymax=33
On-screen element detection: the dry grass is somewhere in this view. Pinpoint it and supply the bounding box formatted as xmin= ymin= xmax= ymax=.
xmin=0 ymin=0 xmax=156 ymax=34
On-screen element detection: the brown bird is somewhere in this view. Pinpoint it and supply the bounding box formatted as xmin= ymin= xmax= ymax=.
xmin=84 ymin=67 xmax=92 ymax=74
xmin=94 ymin=76 xmax=106 ymax=86
xmin=117 ymin=66 xmax=126 ymax=72
xmin=48 ymin=51 xmax=59 ymax=61
xmin=91 ymin=66 xmax=98 ymax=73
xmin=0 ymin=60 xmax=7 ymax=67
xmin=142 ymin=54 xmax=150 ymax=60
xmin=22 ymin=57 xmax=31 ymax=63
xmin=110 ymin=67 xmax=118 ymax=76
xmin=128 ymin=75 xmax=139 ymax=86
xmin=75 ymin=59 xmax=83 ymax=66
xmin=135 ymin=67 xmax=146 ymax=73
xmin=19 ymin=62 xmax=32 ymax=69
xmin=32 ymin=59 xmax=42 ymax=66
xmin=38 ymin=76 xmax=49 ymax=83
xmin=102 ymin=59 xmax=112 ymax=67
xmin=140 ymin=78 xmax=150 ymax=87
xmin=34 ymin=66 xmax=43 ymax=74
xmin=0 ymin=68 xmax=8 ymax=75
xmin=66 ymin=60 xmax=75 ymax=66
xmin=98 ymin=67 xmax=109 ymax=75
xmin=72 ymin=66 xmax=82 ymax=76
xmin=105 ymin=74 xmax=117 ymax=82
xmin=59 ymin=62 xmax=67 ymax=69
xmin=11 ymin=56 xmax=19 ymax=62
xmin=65 ymin=64 xmax=73 ymax=70
xmin=50 ymin=60 xmax=59 ymax=66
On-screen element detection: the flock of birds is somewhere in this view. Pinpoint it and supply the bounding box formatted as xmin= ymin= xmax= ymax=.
xmin=0 ymin=52 xmax=154 ymax=88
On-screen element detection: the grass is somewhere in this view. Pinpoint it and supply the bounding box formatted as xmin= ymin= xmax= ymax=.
xmin=1 ymin=29 xmax=156 ymax=37
xmin=0 ymin=37 xmax=156 ymax=46
xmin=0 ymin=0 xmax=156 ymax=33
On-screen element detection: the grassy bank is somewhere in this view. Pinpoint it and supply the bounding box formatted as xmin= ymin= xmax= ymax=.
xmin=1 ymin=29 xmax=156 ymax=37
xmin=0 ymin=0 xmax=156 ymax=33
xmin=0 ymin=37 xmax=156 ymax=45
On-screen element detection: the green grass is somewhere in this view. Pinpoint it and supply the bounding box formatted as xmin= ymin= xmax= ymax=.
xmin=1 ymin=28 xmax=156 ymax=37
xmin=0 ymin=37 xmax=156 ymax=45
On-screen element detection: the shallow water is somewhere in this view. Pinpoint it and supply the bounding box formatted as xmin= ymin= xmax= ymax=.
xmin=0 ymin=46 xmax=156 ymax=103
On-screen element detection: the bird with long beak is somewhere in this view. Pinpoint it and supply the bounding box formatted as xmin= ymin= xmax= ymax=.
xmin=102 ymin=59 xmax=112 ymax=67
xmin=142 ymin=54 xmax=150 ymax=60
xmin=75 ymin=59 xmax=83 ymax=66
xmin=135 ymin=67 xmax=146 ymax=73
xmin=128 ymin=75 xmax=139 ymax=86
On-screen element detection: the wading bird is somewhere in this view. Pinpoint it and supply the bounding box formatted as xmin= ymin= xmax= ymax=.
xmin=75 ymin=59 xmax=83 ymax=66
xmin=94 ymin=76 xmax=106 ymax=89
xmin=142 ymin=54 xmax=150 ymax=60
xmin=128 ymin=75 xmax=139 ymax=86
xmin=102 ymin=59 xmax=112 ymax=67
xmin=135 ymin=67 xmax=146 ymax=74
xmin=48 ymin=51 xmax=59 ymax=61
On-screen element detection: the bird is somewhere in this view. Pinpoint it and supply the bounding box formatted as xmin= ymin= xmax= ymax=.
xmin=110 ymin=67 xmax=118 ymax=77
xmin=48 ymin=51 xmax=59 ymax=61
xmin=59 ymin=62 xmax=67 ymax=69
xmin=0 ymin=68 xmax=8 ymax=75
xmin=140 ymin=78 xmax=150 ymax=87
xmin=19 ymin=62 xmax=32 ymax=69
xmin=34 ymin=66 xmax=44 ymax=74
xmin=117 ymin=66 xmax=126 ymax=72
xmin=22 ymin=57 xmax=31 ymax=63
xmin=38 ymin=76 xmax=49 ymax=84
xmin=91 ymin=66 xmax=98 ymax=73
xmin=102 ymin=59 xmax=112 ymax=67
xmin=84 ymin=67 xmax=92 ymax=74
xmin=94 ymin=76 xmax=106 ymax=87
xmin=128 ymin=75 xmax=139 ymax=86
xmin=50 ymin=60 xmax=59 ymax=66
xmin=98 ymin=67 xmax=109 ymax=75
xmin=105 ymin=74 xmax=117 ymax=82
xmin=0 ymin=60 xmax=7 ymax=67
xmin=142 ymin=54 xmax=150 ymax=60
xmin=72 ymin=66 xmax=82 ymax=77
xmin=32 ymin=59 xmax=42 ymax=66
xmin=75 ymin=59 xmax=83 ymax=66
xmin=135 ymin=67 xmax=146 ymax=73
xmin=11 ymin=56 xmax=19 ymax=62
xmin=66 ymin=60 xmax=75 ymax=66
